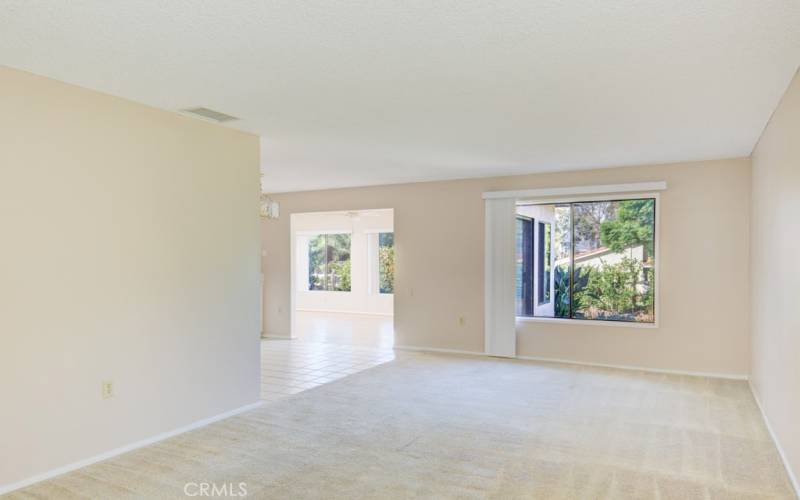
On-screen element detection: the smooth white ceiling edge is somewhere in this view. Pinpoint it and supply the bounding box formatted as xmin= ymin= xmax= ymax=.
xmin=482 ymin=182 xmax=667 ymax=200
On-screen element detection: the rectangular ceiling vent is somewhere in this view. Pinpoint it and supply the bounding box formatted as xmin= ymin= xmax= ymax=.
xmin=181 ymin=107 xmax=239 ymax=123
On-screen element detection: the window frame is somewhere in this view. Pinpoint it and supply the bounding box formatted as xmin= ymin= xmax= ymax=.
xmin=516 ymin=216 xmax=535 ymax=316
xmin=514 ymin=191 xmax=660 ymax=329
xmin=537 ymin=221 xmax=552 ymax=306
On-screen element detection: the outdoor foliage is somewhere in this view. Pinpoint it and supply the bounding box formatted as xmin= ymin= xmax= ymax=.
xmin=573 ymin=257 xmax=654 ymax=321
xmin=308 ymin=233 xmax=351 ymax=291
xmin=599 ymin=199 xmax=655 ymax=259
xmin=378 ymin=232 xmax=395 ymax=294
xmin=554 ymin=264 xmax=570 ymax=318
xmin=554 ymin=206 xmax=571 ymax=260
xmin=379 ymin=246 xmax=394 ymax=294
xmin=308 ymin=235 xmax=326 ymax=290
xmin=328 ymin=260 xmax=351 ymax=291
xmin=573 ymin=202 xmax=615 ymax=253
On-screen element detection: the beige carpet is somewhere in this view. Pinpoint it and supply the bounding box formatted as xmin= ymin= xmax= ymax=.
xmin=8 ymin=353 xmax=796 ymax=499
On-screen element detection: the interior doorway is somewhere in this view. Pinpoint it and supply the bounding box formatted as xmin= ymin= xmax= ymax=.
xmin=289 ymin=209 xmax=395 ymax=348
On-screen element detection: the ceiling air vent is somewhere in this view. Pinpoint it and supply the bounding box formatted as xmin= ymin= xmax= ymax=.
xmin=181 ymin=107 xmax=239 ymax=123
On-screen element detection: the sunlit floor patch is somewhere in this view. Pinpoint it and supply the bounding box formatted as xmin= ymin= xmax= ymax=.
xmin=260 ymin=339 xmax=395 ymax=402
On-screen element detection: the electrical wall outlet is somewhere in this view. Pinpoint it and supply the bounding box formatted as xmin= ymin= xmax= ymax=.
xmin=101 ymin=381 xmax=114 ymax=399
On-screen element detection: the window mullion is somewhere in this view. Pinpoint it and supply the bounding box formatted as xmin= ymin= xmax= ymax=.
xmin=569 ymin=203 xmax=575 ymax=319
xmin=324 ymin=234 xmax=329 ymax=291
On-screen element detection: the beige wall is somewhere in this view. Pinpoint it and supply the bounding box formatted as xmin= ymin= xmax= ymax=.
xmin=262 ymin=158 xmax=751 ymax=375
xmin=0 ymin=67 xmax=261 ymax=488
xmin=750 ymin=69 xmax=800 ymax=486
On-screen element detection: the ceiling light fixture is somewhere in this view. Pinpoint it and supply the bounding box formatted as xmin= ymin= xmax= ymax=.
xmin=260 ymin=175 xmax=279 ymax=219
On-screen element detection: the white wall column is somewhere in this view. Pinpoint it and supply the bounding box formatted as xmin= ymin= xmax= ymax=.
xmin=296 ymin=234 xmax=310 ymax=292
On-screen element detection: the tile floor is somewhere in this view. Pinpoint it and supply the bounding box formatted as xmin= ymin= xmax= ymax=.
xmin=260 ymin=338 xmax=396 ymax=402
xmin=295 ymin=310 xmax=394 ymax=348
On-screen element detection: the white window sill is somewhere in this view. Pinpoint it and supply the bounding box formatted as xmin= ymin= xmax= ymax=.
xmin=516 ymin=316 xmax=658 ymax=329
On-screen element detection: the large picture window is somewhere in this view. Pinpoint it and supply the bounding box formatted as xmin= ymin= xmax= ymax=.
xmin=308 ymin=233 xmax=351 ymax=291
xmin=516 ymin=197 xmax=656 ymax=323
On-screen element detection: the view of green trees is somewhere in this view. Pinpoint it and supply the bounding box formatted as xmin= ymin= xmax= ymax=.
xmin=308 ymin=233 xmax=351 ymax=291
xmin=378 ymin=232 xmax=395 ymax=294
xmin=308 ymin=232 xmax=394 ymax=294
xmin=599 ymin=199 xmax=655 ymax=259
xmin=552 ymin=198 xmax=656 ymax=323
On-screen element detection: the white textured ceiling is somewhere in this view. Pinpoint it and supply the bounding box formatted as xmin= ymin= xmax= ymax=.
xmin=2 ymin=1 xmax=799 ymax=193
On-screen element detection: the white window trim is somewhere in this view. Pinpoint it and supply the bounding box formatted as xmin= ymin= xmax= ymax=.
xmin=516 ymin=316 xmax=658 ymax=329
xmin=483 ymin=182 xmax=665 ymax=349
xmin=483 ymin=181 xmax=667 ymax=200
xmin=295 ymin=229 xmax=352 ymax=236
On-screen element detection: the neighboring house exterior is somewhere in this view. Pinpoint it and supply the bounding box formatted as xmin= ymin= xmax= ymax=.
xmin=556 ymin=244 xmax=645 ymax=269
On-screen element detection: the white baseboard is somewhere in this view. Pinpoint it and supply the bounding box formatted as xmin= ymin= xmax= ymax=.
xmin=749 ymin=382 xmax=800 ymax=497
xmin=517 ymin=355 xmax=749 ymax=380
xmin=394 ymin=345 xmax=748 ymax=381
xmin=393 ymin=345 xmax=485 ymax=357
xmin=262 ymin=332 xmax=294 ymax=339
xmin=0 ymin=401 xmax=264 ymax=496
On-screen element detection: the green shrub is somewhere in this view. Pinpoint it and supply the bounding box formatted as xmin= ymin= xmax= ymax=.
xmin=554 ymin=265 xmax=570 ymax=318
xmin=574 ymin=257 xmax=653 ymax=321
xmin=328 ymin=260 xmax=351 ymax=291
xmin=379 ymin=246 xmax=395 ymax=293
